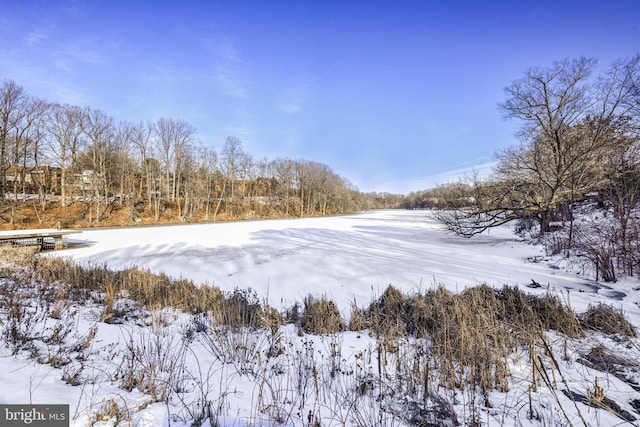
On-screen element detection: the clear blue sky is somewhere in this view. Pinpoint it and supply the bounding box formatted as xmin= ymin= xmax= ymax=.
xmin=1 ymin=1 xmax=638 ymax=194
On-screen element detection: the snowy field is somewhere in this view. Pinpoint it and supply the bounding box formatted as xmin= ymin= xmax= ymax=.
xmin=1 ymin=209 xmax=640 ymax=426
xmin=61 ymin=209 xmax=623 ymax=315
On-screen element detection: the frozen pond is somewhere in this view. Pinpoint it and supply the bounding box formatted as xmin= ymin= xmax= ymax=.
xmin=59 ymin=210 xmax=608 ymax=314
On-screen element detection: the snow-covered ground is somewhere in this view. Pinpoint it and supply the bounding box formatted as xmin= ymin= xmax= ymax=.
xmin=1 ymin=209 xmax=639 ymax=426
xmin=60 ymin=210 xmax=623 ymax=315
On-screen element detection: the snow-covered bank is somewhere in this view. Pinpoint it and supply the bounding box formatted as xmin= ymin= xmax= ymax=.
xmin=60 ymin=210 xmax=612 ymax=315
xmin=0 ymin=209 xmax=638 ymax=426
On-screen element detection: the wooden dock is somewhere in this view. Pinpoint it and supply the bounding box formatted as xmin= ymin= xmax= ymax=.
xmin=0 ymin=229 xmax=82 ymax=251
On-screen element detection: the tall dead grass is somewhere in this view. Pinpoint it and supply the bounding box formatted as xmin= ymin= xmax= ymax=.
xmin=358 ymin=283 xmax=583 ymax=399
xmin=300 ymin=295 xmax=345 ymax=334
xmin=0 ymin=245 xmax=38 ymax=268
xmin=1 ymin=250 xmax=287 ymax=331
xmin=0 ymin=248 xmax=613 ymax=342
xmin=580 ymin=302 xmax=636 ymax=337
xmin=1 ymin=247 xmax=639 ymax=424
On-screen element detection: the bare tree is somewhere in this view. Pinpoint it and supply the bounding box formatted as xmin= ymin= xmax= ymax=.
xmin=78 ymin=107 xmax=116 ymax=224
xmin=44 ymin=104 xmax=85 ymax=209
xmin=24 ymin=99 xmax=50 ymax=215
xmin=12 ymin=98 xmax=48 ymax=194
xmin=254 ymin=158 xmax=279 ymax=216
xmin=501 ymin=58 xmax=600 ymax=231
xmin=274 ymin=158 xmax=295 ymax=216
xmin=221 ymin=136 xmax=246 ymax=216
xmin=130 ymin=121 xmax=155 ymax=207
xmin=112 ymin=121 xmax=138 ymax=209
xmin=440 ymin=57 xmax=636 ymax=237
xmin=0 ymin=78 xmax=379 ymax=226
xmin=9 ymin=97 xmax=49 ymax=224
xmin=176 ymin=147 xmax=196 ymax=220
xmin=239 ymin=151 xmax=254 ymax=192
xmin=154 ymin=118 xmax=196 ymax=203
xmin=193 ymin=146 xmax=219 ymax=221
xmin=0 ymin=80 xmax=29 ymax=202
xmin=612 ymin=54 xmax=639 ymax=131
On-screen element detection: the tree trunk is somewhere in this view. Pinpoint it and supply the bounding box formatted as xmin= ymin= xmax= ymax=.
xmin=538 ymin=209 xmax=551 ymax=236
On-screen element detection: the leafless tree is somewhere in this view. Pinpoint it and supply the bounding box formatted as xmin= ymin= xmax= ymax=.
xmin=274 ymin=158 xmax=295 ymax=216
xmin=0 ymin=80 xmax=29 ymax=202
xmin=0 ymin=79 xmax=382 ymax=226
xmin=129 ymin=121 xmax=156 ymax=207
xmin=112 ymin=121 xmax=138 ymax=209
xmin=254 ymin=158 xmax=279 ymax=216
xmin=440 ymin=57 xmax=637 ymax=237
xmin=24 ymin=99 xmax=50 ymax=214
xmin=77 ymin=107 xmax=116 ymax=224
xmin=614 ymin=54 xmax=639 ymax=131
xmin=221 ymin=136 xmax=246 ymax=216
xmin=154 ymin=118 xmax=196 ymax=203
xmin=10 ymin=97 xmax=49 ymax=224
xmin=44 ymin=104 xmax=85 ymax=209
xmin=500 ymin=58 xmax=601 ymax=231
xmin=192 ymin=146 xmax=219 ymax=221
xmin=177 ymin=147 xmax=196 ymax=220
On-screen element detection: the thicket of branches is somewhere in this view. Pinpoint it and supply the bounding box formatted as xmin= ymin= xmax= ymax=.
xmin=426 ymin=56 xmax=640 ymax=282
xmin=433 ymin=56 xmax=640 ymax=235
xmin=0 ymin=81 xmax=400 ymax=227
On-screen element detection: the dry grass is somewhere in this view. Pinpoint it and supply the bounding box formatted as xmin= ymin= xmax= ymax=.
xmin=114 ymin=268 xmax=224 ymax=314
xmin=0 ymin=245 xmax=38 ymax=267
xmin=361 ymin=285 xmax=409 ymax=336
xmin=216 ymin=288 xmax=263 ymax=329
xmin=495 ymin=285 xmax=582 ymax=337
xmin=260 ymin=305 xmax=283 ymax=332
xmin=348 ymin=303 xmax=364 ymax=331
xmin=0 ymin=250 xmax=219 ymax=317
xmin=0 ymin=248 xmax=613 ymax=341
xmin=356 ymin=283 xmax=584 ymax=398
xmin=0 ymin=248 xmax=591 ymax=414
xmin=580 ymin=302 xmax=636 ymax=337
xmin=362 ymin=283 xmax=581 ymax=339
xmin=581 ymin=343 xmax=636 ymax=372
xmin=300 ymin=295 xmax=345 ymax=334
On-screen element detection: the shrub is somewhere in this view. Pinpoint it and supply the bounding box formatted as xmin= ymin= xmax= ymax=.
xmin=0 ymin=280 xmax=47 ymax=354
xmin=356 ymin=283 xmax=585 ymax=397
xmin=284 ymin=302 xmax=301 ymax=325
xmin=496 ymin=285 xmax=582 ymax=338
xmin=117 ymin=327 xmax=187 ymax=402
xmin=32 ymin=260 xmax=226 ymax=317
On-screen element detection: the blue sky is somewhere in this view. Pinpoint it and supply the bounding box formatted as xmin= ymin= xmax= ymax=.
xmin=1 ymin=1 xmax=638 ymax=194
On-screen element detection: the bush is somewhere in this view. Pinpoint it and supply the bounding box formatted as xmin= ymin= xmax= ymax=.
xmin=348 ymin=303 xmax=363 ymax=331
xmin=260 ymin=305 xmax=282 ymax=332
xmin=514 ymin=216 xmax=538 ymax=238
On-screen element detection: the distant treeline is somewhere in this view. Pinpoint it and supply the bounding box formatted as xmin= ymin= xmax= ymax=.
xmin=0 ymin=80 xmax=403 ymax=227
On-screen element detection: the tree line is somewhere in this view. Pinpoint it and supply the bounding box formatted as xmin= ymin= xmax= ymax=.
xmin=408 ymin=55 xmax=639 ymax=282
xmin=0 ymin=80 xmax=401 ymax=227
